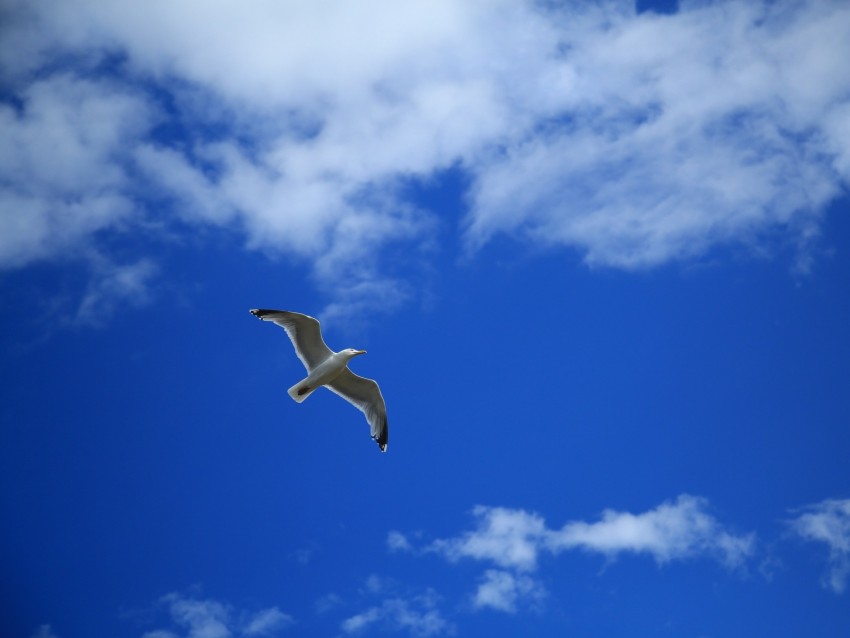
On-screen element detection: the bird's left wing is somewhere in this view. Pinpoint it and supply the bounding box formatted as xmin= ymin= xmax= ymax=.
xmin=249 ymin=309 xmax=333 ymax=371
xmin=327 ymin=368 xmax=388 ymax=452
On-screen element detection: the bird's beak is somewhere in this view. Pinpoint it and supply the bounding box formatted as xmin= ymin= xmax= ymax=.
xmin=356 ymin=350 xmax=367 ymax=355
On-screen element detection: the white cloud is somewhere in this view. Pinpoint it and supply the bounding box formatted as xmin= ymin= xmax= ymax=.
xmin=431 ymin=496 xmax=753 ymax=573
xmin=313 ymin=593 xmax=344 ymax=615
xmin=241 ymin=607 xmax=294 ymax=636
xmin=363 ymin=574 xmax=387 ymax=595
xmin=418 ymin=496 xmax=754 ymax=613
xmin=340 ymin=607 xmax=382 ymax=634
xmin=75 ymin=256 xmax=158 ymax=325
xmin=341 ymin=595 xmax=452 ymax=637
xmin=387 ymin=530 xmax=413 ymax=553
xmin=0 ymin=74 xmax=150 ymax=269
xmin=788 ymin=498 xmax=850 ymax=594
xmin=0 ymin=72 xmax=159 ymax=323
xmin=30 ymin=625 xmax=59 ymax=638
xmin=2 ymin=0 xmax=850 ymax=316
xmin=431 ymin=506 xmax=548 ymax=572
xmin=550 ymin=494 xmax=755 ymax=568
xmin=472 ymin=569 xmax=546 ymax=613
xmin=464 ymin=0 xmax=850 ymax=268
xmin=341 ymin=579 xmax=453 ymax=636
xmin=144 ymin=593 xmax=294 ymax=638
xmin=382 ymin=596 xmax=453 ymax=637
xmin=164 ymin=595 xmax=232 ymax=638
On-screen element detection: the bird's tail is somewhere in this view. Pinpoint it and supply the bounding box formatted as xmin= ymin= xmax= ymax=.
xmin=288 ymin=377 xmax=320 ymax=403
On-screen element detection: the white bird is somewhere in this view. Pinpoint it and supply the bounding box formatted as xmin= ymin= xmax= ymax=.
xmin=250 ymin=309 xmax=388 ymax=452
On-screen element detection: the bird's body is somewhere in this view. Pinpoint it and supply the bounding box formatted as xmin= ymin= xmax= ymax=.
xmin=250 ymin=309 xmax=388 ymax=452
xmin=288 ymin=349 xmax=361 ymax=402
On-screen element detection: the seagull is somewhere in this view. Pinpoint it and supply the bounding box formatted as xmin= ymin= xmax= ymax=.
xmin=249 ymin=309 xmax=388 ymax=452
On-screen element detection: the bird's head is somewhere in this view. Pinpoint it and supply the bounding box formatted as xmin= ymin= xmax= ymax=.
xmin=342 ymin=348 xmax=367 ymax=359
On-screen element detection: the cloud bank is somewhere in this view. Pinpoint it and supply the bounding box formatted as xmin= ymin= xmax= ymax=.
xmin=2 ymin=0 xmax=849 ymax=313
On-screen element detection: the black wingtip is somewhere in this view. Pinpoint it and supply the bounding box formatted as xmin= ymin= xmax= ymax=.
xmin=250 ymin=308 xmax=278 ymax=319
xmin=375 ymin=423 xmax=388 ymax=452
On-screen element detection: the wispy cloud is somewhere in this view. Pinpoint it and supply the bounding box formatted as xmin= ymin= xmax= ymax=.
xmin=472 ymin=569 xmax=546 ymax=613
xmin=788 ymin=498 xmax=850 ymax=594
xmin=340 ymin=584 xmax=453 ymax=637
xmin=313 ymin=593 xmax=344 ymax=615
xmin=241 ymin=608 xmax=294 ymax=636
xmin=142 ymin=593 xmax=294 ymax=638
xmin=2 ymin=0 xmax=849 ymax=316
xmin=340 ymin=607 xmax=382 ymax=634
xmin=153 ymin=595 xmax=232 ymax=638
xmin=387 ymin=530 xmax=414 ymax=553
xmin=341 ymin=598 xmax=452 ymax=637
xmin=30 ymin=625 xmax=59 ymax=638
xmin=75 ymin=256 xmax=158 ymax=326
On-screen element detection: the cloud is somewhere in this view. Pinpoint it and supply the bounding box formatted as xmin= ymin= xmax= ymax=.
xmin=788 ymin=498 xmax=850 ymax=594
xmin=549 ymin=494 xmax=755 ymax=568
xmin=387 ymin=530 xmax=414 ymax=553
xmin=340 ymin=607 xmax=382 ymax=634
xmin=159 ymin=595 xmax=232 ymax=638
xmin=431 ymin=506 xmax=548 ymax=572
xmin=143 ymin=593 xmax=294 ymax=638
xmin=464 ymin=0 xmax=850 ymax=268
xmin=241 ymin=608 xmax=294 ymax=636
xmin=340 ymin=593 xmax=452 ymax=637
xmin=340 ymin=577 xmax=453 ymax=636
xmin=75 ymin=256 xmax=158 ymax=325
xmin=30 ymin=625 xmax=59 ymax=638
xmin=418 ymin=496 xmax=754 ymax=612
xmin=431 ymin=495 xmax=754 ymax=572
xmin=472 ymin=570 xmax=546 ymax=613
xmin=0 ymin=73 xmax=151 ymax=269
xmin=0 ymin=71 xmax=158 ymax=326
xmin=3 ymin=0 xmax=850 ymax=316
xmin=313 ymin=593 xmax=344 ymax=615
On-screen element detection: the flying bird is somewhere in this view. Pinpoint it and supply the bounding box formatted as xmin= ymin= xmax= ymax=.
xmin=249 ymin=309 xmax=388 ymax=452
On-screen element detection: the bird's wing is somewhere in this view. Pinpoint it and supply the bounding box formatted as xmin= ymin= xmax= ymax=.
xmin=250 ymin=309 xmax=333 ymax=371
xmin=327 ymin=368 xmax=388 ymax=452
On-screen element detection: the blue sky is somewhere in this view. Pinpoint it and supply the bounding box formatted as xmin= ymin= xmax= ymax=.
xmin=2 ymin=0 xmax=850 ymax=636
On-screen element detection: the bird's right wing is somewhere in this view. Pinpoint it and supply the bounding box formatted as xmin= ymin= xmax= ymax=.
xmin=327 ymin=368 xmax=388 ymax=452
xmin=249 ymin=309 xmax=333 ymax=371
